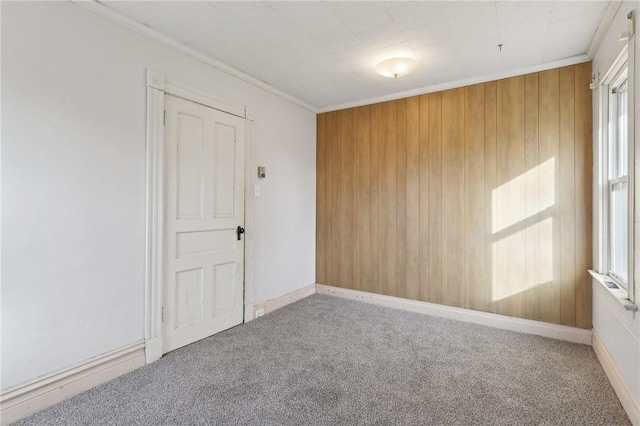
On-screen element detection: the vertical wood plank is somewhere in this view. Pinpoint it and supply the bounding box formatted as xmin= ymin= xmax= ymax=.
xmin=574 ymin=61 xmax=593 ymax=329
xmin=538 ymin=68 xmax=561 ymax=324
xmin=326 ymin=112 xmax=339 ymax=286
xmin=316 ymin=114 xmax=327 ymax=284
xmin=496 ymin=76 xmax=526 ymax=318
xmin=559 ymin=66 xmax=576 ymax=327
xmin=484 ymin=82 xmax=498 ymax=313
xmin=380 ymin=101 xmax=398 ymax=296
xmin=355 ymin=106 xmax=371 ymax=292
xmin=406 ymin=96 xmax=421 ymax=300
xmin=318 ymin=112 xmax=334 ymax=285
xmin=428 ymin=93 xmax=443 ymax=304
xmin=441 ymin=88 xmax=465 ymax=307
xmin=465 ymin=84 xmax=485 ymax=311
xmin=370 ymin=104 xmax=381 ymax=295
xmin=524 ymin=73 xmax=541 ymax=321
xmin=396 ymin=100 xmax=407 ymax=298
xmin=340 ymin=108 xmax=357 ymax=289
xmin=418 ymin=95 xmax=430 ymax=302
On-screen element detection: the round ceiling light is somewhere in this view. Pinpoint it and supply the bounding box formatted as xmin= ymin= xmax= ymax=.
xmin=375 ymin=57 xmax=418 ymax=78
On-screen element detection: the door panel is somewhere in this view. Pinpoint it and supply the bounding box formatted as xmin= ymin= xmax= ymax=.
xmin=212 ymin=124 xmax=237 ymax=218
xmin=176 ymin=229 xmax=235 ymax=257
xmin=175 ymin=268 xmax=203 ymax=328
xmin=163 ymin=95 xmax=245 ymax=354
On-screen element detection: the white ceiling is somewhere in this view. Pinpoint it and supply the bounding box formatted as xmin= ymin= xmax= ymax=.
xmin=100 ymin=1 xmax=610 ymax=110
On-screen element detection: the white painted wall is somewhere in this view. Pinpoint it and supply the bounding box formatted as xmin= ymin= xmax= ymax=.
xmin=1 ymin=1 xmax=316 ymax=390
xmin=591 ymin=0 xmax=640 ymax=404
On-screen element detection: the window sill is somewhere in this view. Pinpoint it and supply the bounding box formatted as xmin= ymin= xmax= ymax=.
xmin=589 ymin=270 xmax=638 ymax=312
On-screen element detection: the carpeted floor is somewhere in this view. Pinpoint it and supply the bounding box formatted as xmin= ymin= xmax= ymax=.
xmin=15 ymin=294 xmax=630 ymax=425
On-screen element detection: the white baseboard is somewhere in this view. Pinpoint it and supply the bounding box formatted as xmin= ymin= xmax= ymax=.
xmin=0 ymin=341 xmax=146 ymax=425
xmin=252 ymin=283 xmax=316 ymax=319
xmin=592 ymin=330 xmax=640 ymax=425
xmin=244 ymin=303 xmax=255 ymax=323
xmin=144 ymin=337 xmax=162 ymax=364
xmin=316 ymin=284 xmax=592 ymax=345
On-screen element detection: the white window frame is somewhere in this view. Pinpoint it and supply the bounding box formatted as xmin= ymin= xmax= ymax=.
xmin=596 ymin=20 xmax=635 ymax=304
xmin=605 ymin=61 xmax=630 ymax=288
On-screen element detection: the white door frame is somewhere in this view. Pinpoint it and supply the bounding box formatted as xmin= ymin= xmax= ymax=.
xmin=144 ymin=70 xmax=255 ymax=363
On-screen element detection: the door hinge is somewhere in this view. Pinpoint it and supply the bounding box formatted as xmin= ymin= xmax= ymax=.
xmin=162 ymin=307 xmax=165 ymax=322
xmin=163 ymin=110 xmax=166 ymax=126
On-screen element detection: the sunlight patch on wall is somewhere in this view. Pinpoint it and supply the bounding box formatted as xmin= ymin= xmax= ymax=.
xmin=492 ymin=158 xmax=555 ymax=233
xmin=491 ymin=217 xmax=554 ymax=302
xmin=490 ymin=157 xmax=556 ymax=302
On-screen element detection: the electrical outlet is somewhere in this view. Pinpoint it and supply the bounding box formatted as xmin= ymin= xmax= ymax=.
xmin=255 ymin=308 xmax=265 ymax=318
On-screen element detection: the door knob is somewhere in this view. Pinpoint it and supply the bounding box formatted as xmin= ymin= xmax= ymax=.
xmin=237 ymin=226 xmax=245 ymax=241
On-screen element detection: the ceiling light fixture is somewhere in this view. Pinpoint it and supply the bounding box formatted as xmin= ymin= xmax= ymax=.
xmin=375 ymin=57 xmax=418 ymax=78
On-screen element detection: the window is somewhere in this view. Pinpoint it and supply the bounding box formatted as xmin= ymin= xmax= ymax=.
xmin=607 ymin=66 xmax=629 ymax=287
xmin=598 ymin=41 xmax=634 ymax=301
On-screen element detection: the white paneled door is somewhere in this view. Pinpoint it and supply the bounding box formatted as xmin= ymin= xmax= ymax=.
xmin=162 ymin=95 xmax=245 ymax=354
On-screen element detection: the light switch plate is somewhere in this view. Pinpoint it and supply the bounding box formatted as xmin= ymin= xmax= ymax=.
xmin=254 ymin=184 xmax=260 ymax=197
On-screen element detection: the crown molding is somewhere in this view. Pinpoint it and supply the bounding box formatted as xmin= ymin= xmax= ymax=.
xmin=587 ymin=0 xmax=623 ymax=59
xmin=70 ymin=1 xmax=603 ymax=117
xmin=318 ymin=54 xmax=591 ymax=113
xmin=70 ymin=0 xmax=318 ymax=114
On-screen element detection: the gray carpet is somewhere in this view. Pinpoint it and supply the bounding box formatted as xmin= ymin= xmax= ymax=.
xmin=15 ymin=294 xmax=629 ymax=425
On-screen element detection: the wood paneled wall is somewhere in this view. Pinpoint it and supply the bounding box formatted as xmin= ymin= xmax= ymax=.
xmin=316 ymin=62 xmax=593 ymax=329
